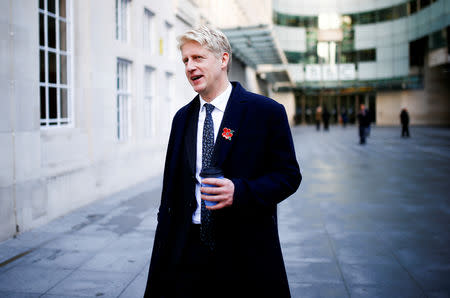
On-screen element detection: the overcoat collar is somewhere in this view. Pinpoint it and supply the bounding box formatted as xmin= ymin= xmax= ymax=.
xmin=184 ymin=81 xmax=248 ymax=175
xmin=211 ymin=81 xmax=248 ymax=168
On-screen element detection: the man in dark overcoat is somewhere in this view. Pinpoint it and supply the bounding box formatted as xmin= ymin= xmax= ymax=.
xmin=144 ymin=25 xmax=301 ymax=298
xmin=357 ymin=103 xmax=371 ymax=144
xmin=400 ymin=107 xmax=410 ymax=137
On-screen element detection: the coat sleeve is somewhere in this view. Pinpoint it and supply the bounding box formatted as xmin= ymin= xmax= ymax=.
xmin=231 ymin=103 xmax=301 ymax=209
xmin=157 ymin=110 xmax=182 ymax=220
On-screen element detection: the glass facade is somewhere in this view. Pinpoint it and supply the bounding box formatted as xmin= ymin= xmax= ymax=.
xmin=274 ymin=0 xmax=448 ymax=125
xmin=274 ymin=0 xmax=438 ymax=27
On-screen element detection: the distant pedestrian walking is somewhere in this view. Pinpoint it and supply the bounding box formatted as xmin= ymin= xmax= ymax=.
xmin=400 ymin=107 xmax=410 ymax=138
xmin=357 ymin=104 xmax=370 ymax=144
xmin=315 ymin=106 xmax=322 ymax=131
xmin=322 ymin=107 xmax=330 ymax=131
xmin=341 ymin=109 xmax=348 ymax=127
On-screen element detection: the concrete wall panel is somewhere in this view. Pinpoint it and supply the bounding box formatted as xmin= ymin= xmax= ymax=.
xmin=377 ymin=90 xmax=427 ymax=125
xmin=0 ymin=133 xmax=14 ymax=187
xmin=0 ymin=186 xmax=15 ymax=242
xmin=0 ymin=76 xmax=12 ymax=132
xmin=14 ymin=131 xmax=41 ymax=184
xmin=358 ymin=62 xmax=377 ymax=80
xmin=377 ymin=61 xmax=394 ymax=78
xmin=15 ymin=178 xmax=47 ymax=232
xmin=13 ymin=79 xmax=40 ymax=132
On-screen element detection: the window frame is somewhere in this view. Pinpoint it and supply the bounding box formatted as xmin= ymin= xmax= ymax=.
xmin=39 ymin=0 xmax=73 ymax=129
xmin=116 ymin=0 xmax=130 ymax=42
xmin=116 ymin=58 xmax=133 ymax=141
xmin=164 ymin=21 xmax=174 ymax=59
xmin=143 ymin=66 xmax=156 ymax=137
xmin=143 ymin=8 xmax=156 ymax=53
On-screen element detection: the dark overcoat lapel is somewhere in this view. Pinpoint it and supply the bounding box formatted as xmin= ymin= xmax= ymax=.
xmin=183 ymin=96 xmax=200 ymax=176
xmin=212 ymin=83 xmax=248 ymax=169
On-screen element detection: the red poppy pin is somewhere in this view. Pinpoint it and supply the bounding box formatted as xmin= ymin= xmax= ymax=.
xmin=222 ymin=128 xmax=234 ymax=141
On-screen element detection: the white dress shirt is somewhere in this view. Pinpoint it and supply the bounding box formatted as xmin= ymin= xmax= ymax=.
xmin=192 ymin=83 xmax=232 ymax=224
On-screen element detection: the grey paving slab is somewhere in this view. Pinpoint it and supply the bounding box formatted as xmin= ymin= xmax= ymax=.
xmin=286 ymin=261 xmax=343 ymax=284
xmin=118 ymin=271 xmax=149 ymax=298
xmin=41 ymin=234 xmax=117 ymax=252
xmin=340 ymin=263 xmax=422 ymax=287
xmin=289 ymin=283 xmax=349 ymax=298
xmin=349 ymin=284 xmax=427 ymax=298
xmin=79 ymin=251 xmax=149 ymax=273
xmin=0 ymin=231 xmax=58 ymax=249
xmin=46 ymin=270 xmax=136 ymax=297
xmin=0 ymin=292 xmax=41 ymax=298
xmin=0 ymin=265 xmax=72 ymax=293
xmin=12 ymin=247 xmax=93 ymax=269
xmin=0 ymin=245 xmax=33 ymax=273
xmin=41 ymin=295 xmax=94 ymax=298
xmin=408 ymin=266 xmax=450 ymax=296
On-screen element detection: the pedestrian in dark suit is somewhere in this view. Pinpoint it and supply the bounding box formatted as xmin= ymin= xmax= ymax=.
xmin=400 ymin=107 xmax=410 ymax=137
xmin=357 ymin=103 xmax=370 ymax=144
xmin=322 ymin=106 xmax=330 ymax=131
xmin=144 ymin=26 xmax=301 ymax=298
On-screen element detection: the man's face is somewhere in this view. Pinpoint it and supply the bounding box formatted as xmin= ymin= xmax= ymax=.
xmin=181 ymin=40 xmax=227 ymax=100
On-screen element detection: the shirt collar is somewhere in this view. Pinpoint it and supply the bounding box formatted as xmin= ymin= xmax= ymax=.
xmin=199 ymin=82 xmax=232 ymax=113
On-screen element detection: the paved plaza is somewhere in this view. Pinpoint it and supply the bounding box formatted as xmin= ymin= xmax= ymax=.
xmin=0 ymin=125 xmax=449 ymax=297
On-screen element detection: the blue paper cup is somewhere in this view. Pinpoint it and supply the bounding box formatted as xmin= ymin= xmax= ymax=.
xmin=200 ymin=167 xmax=224 ymax=207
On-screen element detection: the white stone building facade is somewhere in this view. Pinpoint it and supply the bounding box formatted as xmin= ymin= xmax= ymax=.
xmin=0 ymin=0 xmax=285 ymax=241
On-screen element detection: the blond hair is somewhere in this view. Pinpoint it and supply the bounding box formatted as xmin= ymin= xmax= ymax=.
xmin=178 ymin=25 xmax=232 ymax=73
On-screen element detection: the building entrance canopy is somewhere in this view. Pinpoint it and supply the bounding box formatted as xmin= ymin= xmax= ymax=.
xmin=221 ymin=25 xmax=292 ymax=86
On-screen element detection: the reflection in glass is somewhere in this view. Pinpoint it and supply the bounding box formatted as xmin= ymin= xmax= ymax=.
xmin=59 ymin=0 xmax=66 ymax=18
xmin=60 ymin=54 xmax=67 ymax=84
xmin=48 ymin=0 xmax=56 ymax=14
xmin=48 ymin=16 xmax=56 ymax=48
xmin=39 ymin=13 xmax=45 ymax=46
xmin=40 ymin=50 xmax=46 ymax=82
xmin=60 ymin=20 xmax=67 ymax=51
xmin=60 ymin=88 xmax=68 ymax=118
xmin=49 ymin=52 xmax=57 ymax=83
xmin=40 ymin=87 xmax=46 ymax=119
xmin=49 ymin=87 xmax=57 ymax=119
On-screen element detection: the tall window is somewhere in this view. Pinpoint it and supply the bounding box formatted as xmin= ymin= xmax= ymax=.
xmin=164 ymin=72 xmax=174 ymax=131
xmin=143 ymin=8 xmax=155 ymax=53
xmin=164 ymin=21 xmax=174 ymax=58
xmin=116 ymin=0 xmax=130 ymax=41
xmin=39 ymin=0 xmax=72 ymax=127
xmin=117 ymin=59 xmax=132 ymax=141
xmin=144 ymin=66 xmax=155 ymax=137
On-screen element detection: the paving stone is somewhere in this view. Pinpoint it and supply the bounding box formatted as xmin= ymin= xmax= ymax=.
xmin=0 ymin=292 xmax=41 ymax=298
xmin=42 ymin=234 xmax=116 ymax=252
xmin=349 ymin=284 xmax=426 ymax=298
xmin=340 ymin=263 xmax=419 ymax=287
xmin=79 ymin=251 xmax=149 ymax=273
xmin=118 ymin=271 xmax=149 ymax=298
xmin=13 ymin=247 xmax=93 ymax=269
xmin=0 ymin=265 xmax=72 ymax=293
xmin=286 ymin=261 xmax=343 ymax=284
xmin=289 ymin=282 xmax=349 ymax=298
xmin=46 ymin=270 xmax=135 ymax=297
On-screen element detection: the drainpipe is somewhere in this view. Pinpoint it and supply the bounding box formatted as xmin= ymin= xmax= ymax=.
xmin=9 ymin=0 xmax=19 ymax=235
